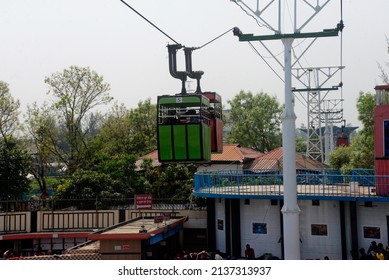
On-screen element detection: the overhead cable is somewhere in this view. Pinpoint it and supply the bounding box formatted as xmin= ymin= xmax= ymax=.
xmin=119 ymin=0 xmax=180 ymax=44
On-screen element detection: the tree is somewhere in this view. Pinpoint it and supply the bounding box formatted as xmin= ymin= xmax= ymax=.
xmin=349 ymin=133 xmax=375 ymax=169
xmin=126 ymin=99 xmax=157 ymax=156
xmin=353 ymin=91 xmax=375 ymax=168
xmin=295 ymin=136 xmax=306 ymax=153
xmin=0 ymin=137 xmax=31 ymax=199
xmin=43 ymin=65 xmax=112 ymax=174
xmin=328 ymin=145 xmax=352 ymax=172
xmin=329 ymin=91 xmax=375 ymax=170
xmin=55 ymin=170 xmax=121 ymax=200
xmin=143 ymin=164 xmax=196 ymax=199
xmin=26 ymin=102 xmax=62 ymax=195
xmin=227 ymin=90 xmax=282 ymax=152
xmin=93 ymin=153 xmax=142 ymax=196
xmin=93 ymin=99 xmax=157 ymax=157
xmin=0 ymin=81 xmax=21 ymax=140
xmin=356 ymin=91 xmax=375 ymax=137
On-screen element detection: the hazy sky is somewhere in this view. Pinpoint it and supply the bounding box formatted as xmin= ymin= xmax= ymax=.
xmin=1 ymin=0 xmax=388 ymax=129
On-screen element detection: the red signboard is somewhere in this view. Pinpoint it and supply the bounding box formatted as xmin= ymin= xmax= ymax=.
xmin=135 ymin=194 xmax=153 ymax=210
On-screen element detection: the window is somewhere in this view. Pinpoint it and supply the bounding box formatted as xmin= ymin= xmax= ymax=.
xmin=384 ymin=120 xmax=389 ymax=157
xmin=363 ymin=226 xmax=380 ymax=239
xmin=217 ymin=219 xmax=224 ymax=230
xmin=252 ymin=223 xmax=267 ymax=234
xmin=364 ymin=201 xmax=373 ymax=207
xmin=311 ymin=224 xmax=327 ymax=236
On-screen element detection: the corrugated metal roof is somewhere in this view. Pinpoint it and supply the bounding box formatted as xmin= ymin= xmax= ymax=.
xmin=136 ymin=144 xmax=263 ymax=169
xmin=248 ymin=147 xmax=328 ymax=170
xmin=238 ymin=146 xmax=264 ymax=160
xmin=212 ymin=144 xmax=244 ymax=162
xmin=136 ymin=146 xmax=326 ymax=170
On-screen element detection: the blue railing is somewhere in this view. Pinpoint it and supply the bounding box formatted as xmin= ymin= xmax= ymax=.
xmin=193 ymin=169 xmax=389 ymax=201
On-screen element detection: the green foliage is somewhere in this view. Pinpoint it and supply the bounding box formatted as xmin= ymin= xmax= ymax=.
xmin=94 ymin=99 xmax=157 ymax=157
xmin=94 ymin=153 xmax=141 ymax=195
xmin=227 ymin=90 xmax=282 ymax=152
xmin=143 ymin=164 xmax=195 ymax=199
xmin=328 ymin=145 xmax=352 ymax=171
xmin=349 ymin=133 xmax=375 ymax=169
xmin=352 ymin=92 xmax=375 ymax=169
xmin=356 ymin=91 xmax=375 ymax=136
xmin=295 ymin=136 xmax=306 ymax=153
xmin=54 ymin=170 xmax=123 ymax=199
xmin=0 ymin=138 xmax=32 ymax=199
xmin=329 ymin=92 xmax=376 ymax=170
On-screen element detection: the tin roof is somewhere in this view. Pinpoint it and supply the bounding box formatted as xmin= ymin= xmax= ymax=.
xmin=375 ymin=85 xmax=389 ymax=90
xmin=88 ymin=216 xmax=188 ymax=241
xmin=210 ymin=144 xmax=263 ymax=162
xmin=248 ymin=147 xmax=328 ymax=170
xmin=136 ymin=144 xmax=263 ymax=170
xmin=136 ymin=145 xmax=326 ymax=170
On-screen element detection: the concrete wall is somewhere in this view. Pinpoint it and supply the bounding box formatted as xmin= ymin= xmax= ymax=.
xmin=356 ymin=201 xmax=389 ymax=251
xmin=239 ymin=199 xmax=282 ymax=259
xmin=298 ymin=200 xmax=342 ymax=260
xmin=213 ymin=198 xmax=389 ymax=260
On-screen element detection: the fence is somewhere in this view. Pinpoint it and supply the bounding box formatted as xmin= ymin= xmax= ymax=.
xmin=194 ymin=169 xmax=389 ymax=201
xmin=0 ymin=197 xmax=206 ymax=213
xmin=0 ymin=197 xmax=206 ymax=234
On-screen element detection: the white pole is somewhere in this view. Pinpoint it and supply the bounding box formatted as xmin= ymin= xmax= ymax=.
xmin=281 ymin=38 xmax=301 ymax=260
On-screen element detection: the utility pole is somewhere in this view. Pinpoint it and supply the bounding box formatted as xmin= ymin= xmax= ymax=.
xmin=232 ymin=0 xmax=343 ymax=259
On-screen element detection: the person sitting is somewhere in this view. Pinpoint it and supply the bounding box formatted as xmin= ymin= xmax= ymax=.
xmin=375 ymin=243 xmax=385 ymax=260
xmin=184 ymin=109 xmax=200 ymax=123
xmin=359 ymin=248 xmax=374 ymax=260
xmin=245 ymin=244 xmax=255 ymax=260
xmin=367 ymin=241 xmax=378 ymax=256
xmin=162 ymin=110 xmax=178 ymax=124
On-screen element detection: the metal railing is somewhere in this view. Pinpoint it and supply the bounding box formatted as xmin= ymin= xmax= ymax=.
xmin=0 ymin=213 xmax=27 ymax=233
xmin=41 ymin=211 xmax=115 ymax=231
xmin=0 ymin=197 xmax=206 ymax=213
xmin=194 ymin=169 xmax=389 ymax=201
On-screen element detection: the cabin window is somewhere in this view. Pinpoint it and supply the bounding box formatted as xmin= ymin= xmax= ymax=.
xmin=384 ymin=120 xmax=389 ymax=157
xmin=312 ymin=200 xmax=320 ymax=206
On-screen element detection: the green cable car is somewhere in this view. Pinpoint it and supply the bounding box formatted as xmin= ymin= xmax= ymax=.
xmin=156 ymin=44 xmax=223 ymax=162
xmin=157 ymin=94 xmax=211 ymax=162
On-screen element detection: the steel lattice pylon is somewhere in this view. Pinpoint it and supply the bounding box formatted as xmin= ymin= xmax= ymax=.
xmin=293 ymin=66 xmax=344 ymax=163
xmin=307 ymin=89 xmax=324 ymax=162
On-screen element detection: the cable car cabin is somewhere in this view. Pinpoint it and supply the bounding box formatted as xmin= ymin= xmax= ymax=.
xmin=157 ymin=94 xmax=211 ymax=163
xmin=202 ymin=92 xmax=223 ymax=153
xmin=336 ymin=130 xmax=349 ymax=147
